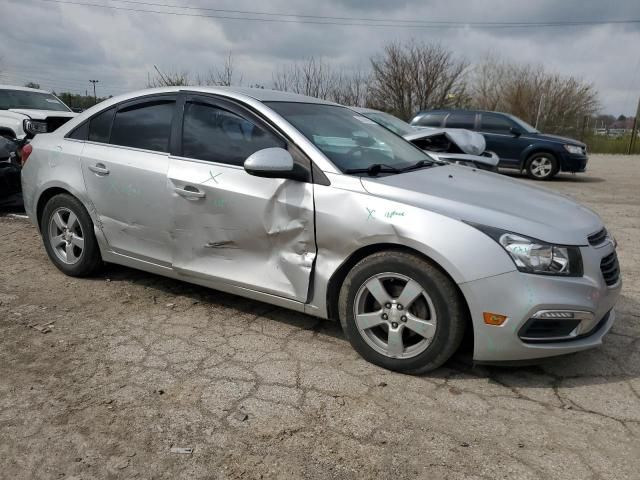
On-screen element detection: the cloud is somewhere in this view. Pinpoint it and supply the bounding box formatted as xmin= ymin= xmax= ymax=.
xmin=1 ymin=0 xmax=639 ymax=114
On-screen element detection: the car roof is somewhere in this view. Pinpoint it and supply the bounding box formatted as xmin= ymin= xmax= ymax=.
xmin=0 ymin=84 xmax=54 ymax=94
xmin=101 ymin=86 xmax=337 ymax=106
xmin=415 ymin=108 xmax=509 ymax=116
xmin=350 ymin=106 xmax=382 ymax=114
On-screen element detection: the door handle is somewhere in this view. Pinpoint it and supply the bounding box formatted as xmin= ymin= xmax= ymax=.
xmin=174 ymin=185 xmax=206 ymax=199
xmin=88 ymin=163 xmax=109 ymax=175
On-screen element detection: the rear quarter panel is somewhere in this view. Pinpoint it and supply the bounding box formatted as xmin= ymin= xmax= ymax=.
xmin=22 ymin=135 xmax=89 ymax=227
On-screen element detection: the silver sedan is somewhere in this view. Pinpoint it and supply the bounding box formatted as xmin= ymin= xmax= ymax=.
xmin=21 ymin=87 xmax=621 ymax=373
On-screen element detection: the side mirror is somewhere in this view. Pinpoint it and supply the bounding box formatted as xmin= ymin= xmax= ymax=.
xmin=510 ymin=126 xmax=523 ymax=137
xmin=244 ymin=147 xmax=295 ymax=179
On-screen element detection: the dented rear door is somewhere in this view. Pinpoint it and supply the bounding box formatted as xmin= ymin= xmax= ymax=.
xmin=167 ymin=94 xmax=316 ymax=301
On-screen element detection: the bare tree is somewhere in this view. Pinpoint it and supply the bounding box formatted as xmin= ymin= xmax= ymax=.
xmin=202 ymin=51 xmax=242 ymax=87
xmin=470 ymin=56 xmax=599 ymax=136
xmin=368 ymin=40 xmax=468 ymax=120
xmin=147 ymin=65 xmax=191 ymax=87
xmin=273 ymin=57 xmax=337 ymax=99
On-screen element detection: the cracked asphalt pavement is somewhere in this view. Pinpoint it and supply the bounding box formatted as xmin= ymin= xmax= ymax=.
xmin=1 ymin=154 xmax=639 ymax=479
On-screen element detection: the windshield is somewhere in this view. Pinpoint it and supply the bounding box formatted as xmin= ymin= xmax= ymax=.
xmin=506 ymin=113 xmax=539 ymax=133
xmin=266 ymin=102 xmax=432 ymax=173
xmin=0 ymin=89 xmax=71 ymax=112
xmin=360 ymin=111 xmax=414 ymax=137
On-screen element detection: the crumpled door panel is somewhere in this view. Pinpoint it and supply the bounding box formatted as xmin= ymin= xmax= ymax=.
xmin=169 ymin=158 xmax=316 ymax=301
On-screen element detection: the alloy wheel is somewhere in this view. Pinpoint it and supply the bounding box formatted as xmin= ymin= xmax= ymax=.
xmin=353 ymin=272 xmax=437 ymax=359
xmin=529 ymin=156 xmax=553 ymax=178
xmin=48 ymin=207 xmax=85 ymax=265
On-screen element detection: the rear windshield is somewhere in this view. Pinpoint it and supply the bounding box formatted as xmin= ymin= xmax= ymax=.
xmin=0 ymin=89 xmax=71 ymax=112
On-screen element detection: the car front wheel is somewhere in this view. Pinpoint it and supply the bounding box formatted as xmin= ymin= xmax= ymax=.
xmin=526 ymin=152 xmax=558 ymax=180
xmin=338 ymin=251 xmax=466 ymax=374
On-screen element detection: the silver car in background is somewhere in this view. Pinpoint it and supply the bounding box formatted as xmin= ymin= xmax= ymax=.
xmin=351 ymin=106 xmax=499 ymax=171
xmin=21 ymin=87 xmax=620 ymax=373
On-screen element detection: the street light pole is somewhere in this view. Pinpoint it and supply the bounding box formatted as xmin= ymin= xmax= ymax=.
xmin=89 ymin=80 xmax=99 ymax=105
xmin=628 ymin=96 xmax=640 ymax=154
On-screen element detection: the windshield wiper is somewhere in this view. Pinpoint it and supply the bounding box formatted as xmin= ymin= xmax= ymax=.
xmin=399 ymin=159 xmax=436 ymax=172
xmin=344 ymin=163 xmax=402 ymax=177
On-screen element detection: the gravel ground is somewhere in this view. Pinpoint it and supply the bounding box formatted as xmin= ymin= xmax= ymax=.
xmin=1 ymin=154 xmax=639 ymax=479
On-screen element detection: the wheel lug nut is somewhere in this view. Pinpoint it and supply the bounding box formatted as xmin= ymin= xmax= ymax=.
xmin=385 ymin=303 xmax=391 ymax=309
xmin=391 ymin=322 xmax=398 ymax=328
xmin=381 ymin=313 xmax=388 ymax=320
xmin=397 ymin=304 xmax=403 ymax=310
xmin=401 ymin=316 xmax=407 ymax=322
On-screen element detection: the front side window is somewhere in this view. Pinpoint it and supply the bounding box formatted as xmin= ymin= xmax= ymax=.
xmin=481 ymin=113 xmax=514 ymax=133
xmin=0 ymin=89 xmax=71 ymax=112
xmin=445 ymin=112 xmax=476 ymax=129
xmin=110 ymin=100 xmax=175 ymax=152
xmin=181 ymin=102 xmax=283 ymax=166
xmin=267 ymin=102 xmax=432 ymax=172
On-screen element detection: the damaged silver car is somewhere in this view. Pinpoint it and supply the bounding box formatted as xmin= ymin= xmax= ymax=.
xmin=351 ymin=107 xmax=499 ymax=171
xmin=22 ymin=87 xmax=620 ymax=373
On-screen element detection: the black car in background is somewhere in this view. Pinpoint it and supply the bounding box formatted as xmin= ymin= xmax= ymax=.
xmin=410 ymin=109 xmax=588 ymax=180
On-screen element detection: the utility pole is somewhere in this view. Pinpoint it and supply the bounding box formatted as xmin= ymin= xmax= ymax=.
xmin=628 ymin=96 xmax=640 ymax=154
xmin=89 ymin=79 xmax=99 ymax=105
xmin=535 ymin=93 xmax=545 ymax=129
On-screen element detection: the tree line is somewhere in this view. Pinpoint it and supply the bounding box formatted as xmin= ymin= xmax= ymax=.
xmin=149 ymin=41 xmax=599 ymax=138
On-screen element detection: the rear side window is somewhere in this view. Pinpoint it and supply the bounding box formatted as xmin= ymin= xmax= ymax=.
xmin=181 ymin=102 xmax=283 ymax=166
xmin=481 ymin=113 xmax=513 ymax=133
xmin=110 ymin=100 xmax=175 ymax=152
xmin=413 ymin=112 xmax=445 ymax=127
xmin=88 ymin=107 xmax=115 ymax=143
xmin=445 ymin=112 xmax=476 ymax=129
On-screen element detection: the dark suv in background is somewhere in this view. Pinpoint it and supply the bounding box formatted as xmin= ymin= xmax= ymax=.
xmin=410 ymin=109 xmax=588 ymax=180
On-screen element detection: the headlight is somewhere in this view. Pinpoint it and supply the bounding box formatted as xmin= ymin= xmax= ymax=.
xmin=23 ymin=119 xmax=47 ymax=135
xmin=470 ymin=224 xmax=583 ymax=276
xmin=564 ymin=144 xmax=583 ymax=155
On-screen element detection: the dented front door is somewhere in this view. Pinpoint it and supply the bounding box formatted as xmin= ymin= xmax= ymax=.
xmin=167 ymin=95 xmax=316 ymax=301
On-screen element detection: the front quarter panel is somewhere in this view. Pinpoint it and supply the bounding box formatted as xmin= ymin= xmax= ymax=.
xmin=306 ymin=172 xmax=516 ymax=318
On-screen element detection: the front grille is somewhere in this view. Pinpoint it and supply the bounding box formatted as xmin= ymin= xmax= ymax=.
xmin=600 ymin=252 xmax=620 ymax=286
xmin=46 ymin=117 xmax=73 ymax=133
xmin=588 ymin=228 xmax=608 ymax=246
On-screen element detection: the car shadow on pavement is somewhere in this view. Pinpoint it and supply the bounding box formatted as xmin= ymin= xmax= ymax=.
xmin=90 ymin=262 xmax=637 ymax=389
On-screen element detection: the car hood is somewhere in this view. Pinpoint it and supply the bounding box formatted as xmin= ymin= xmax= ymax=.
xmin=404 ymin=127 xmax=487 ymax=155
xmin=8 ymin=108 xmax=76 ymax=120
xmin=528 ymin=132 xmax=586 ymax=147
xmin=360 ymin=164 xmax=601 ymax=245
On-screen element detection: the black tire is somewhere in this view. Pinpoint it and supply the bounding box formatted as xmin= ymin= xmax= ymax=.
xmin=525 ymin=152 xmax=559 ymax=180
xmin=338 ymin=251 xmax=466 ymax=374
xmin=41 ymin=193 xmax=102 ymax=277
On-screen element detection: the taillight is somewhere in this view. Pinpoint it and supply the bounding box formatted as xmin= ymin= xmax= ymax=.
xmin=21 ymin=144 xmax=33 ymax=166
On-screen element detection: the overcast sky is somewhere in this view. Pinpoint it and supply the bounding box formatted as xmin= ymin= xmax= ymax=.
xmin=1 ymin=0 xmax=639 ymax=115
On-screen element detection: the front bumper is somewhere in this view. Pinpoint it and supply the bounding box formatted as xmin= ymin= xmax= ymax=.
xmin=559 ymin=152 xmax=588 ymax=172
xmin=459 ymin=241 xmax=620 ymax=362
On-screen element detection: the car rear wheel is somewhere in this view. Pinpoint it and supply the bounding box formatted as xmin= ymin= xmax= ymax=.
xmin=41 ymin=194 xmax=102 ymax=277
xmin=526 ymin=153 xmax=558 ymax=180
xmin=338 ymin=251 xmax=466 ymax=374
